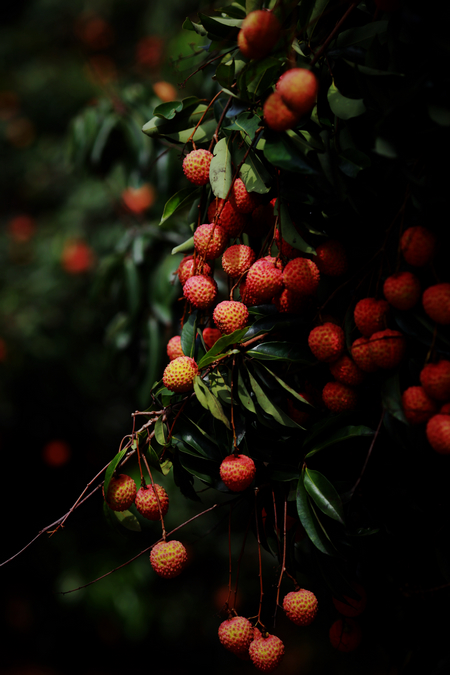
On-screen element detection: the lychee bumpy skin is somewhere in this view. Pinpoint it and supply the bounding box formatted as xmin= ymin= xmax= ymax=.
xmin=182 ymin=149 xmax=213 ymax=186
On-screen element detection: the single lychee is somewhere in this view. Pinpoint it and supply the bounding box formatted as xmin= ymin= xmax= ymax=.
xmin=332 ymin=582 xmax=367 ymax=618
xmin=237 ymin=10 xmax=281 ymax=60
xmin=222 ymin=244 xmax=256 ymax=278
xmin=122 ymin=184 xmax=156 ymax=213
xmin=218 ymin=616 xmax=254 ymax=657
xmin=203 ymin=327 xmax=222 ymax=350
xmin=400 ymin=226 xmax=436 ymax=267
xmin=167 ymin=335 xmax=184 ymax=361
xmin=207 ymin=199 xmax=247 ymax=238
xmin=182 ymin=149 xmax=213 ymax=186
xmin=177 ymin=255 xmax=212 ymax=286
xmin=282 ymin=589 xmax=318 ymax=626
xmin=426 ymin=414 xmax=450 ymax=454
xmin=350 ymin=336 xmax=378 ymax=373
xmin=322 ymin=381 xmax=358 ymax=413
xmin=135 ymin=484 xmax=169 ymax=521
xmin=314 ymin=240 xmax=348 ymax=276
xmin=329 ymin=355 xmax=364 ymax=386
xmin=368 ymin=329 xmax=406 ymax=369
xmin=283 ymin=258 xmax=320 ymax=296
xmin=277 ymin=68 xmax=318 ymax=117
xmin=354 ymin=298 xmax=389 ymax=337
xmin=220 ymin=454 xmax=256 ymax=492
xmin=263 ymin=91 xmax=300 ymax=132
xmin=420 ymin=360 xmax=450 ymax=401
xmin=104 ymin=474 xmax=136 ymax=511
xmin=308 ymin=323 xmax=345 ymax=363
xmin=329 ymin=618 xmax=362 ymax=652
xmin=249 ymin=633 xmax=285 ymax=672
xmin=231 ymin=178 xmax=260 ymax=214
xmin=213 ymin=301 xmax=249 ymax=334
xmin=402 ymin=386 xmax=437 ymax=425
xmin=273 ymin=288 xmax=308 ymax=314
xmin=183 ymin=274 xmax=218 ymax=309
xmin=383 ymin=271 xmax=421 ymax=310
xmin=422 ymin=283 xmax=450 ymax=325
xmin=194 ymin=223 xmax=229 ymax=259
xmin=150 ymin=540 xmax=188 ymax=578
xmin=162 ymin=356 xmax=199 ymax=393
xmin=274 ymin=228 xmax=301 ymax=259
xmin=245 ymin=258 xmax=283 ymax=305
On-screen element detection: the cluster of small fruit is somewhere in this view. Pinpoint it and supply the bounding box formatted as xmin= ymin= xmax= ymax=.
xmin=103 ymin=473 xmax=188 ymax=579
xmin=217 ymin=588 xmax=318 ymax=672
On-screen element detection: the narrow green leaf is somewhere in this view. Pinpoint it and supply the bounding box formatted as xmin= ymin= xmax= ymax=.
xmin=237 ymin=370 xmax=256 ymax=413
xmin=247 ymin=341 xmax=314 ymax=363
xmin=178 ymin=451 xmax=218 ymax=486
xmin=304 ymin=468 xmax=345 ymax=525
xmin=264 ymin=135 xmax=317 ymax=174
xmin=257 ymin=362 xmax=314 ymax=405
xmin=103 ymin=447 xmax=130 ymax=497
xmin=111 ymin=510 xmax=141 ymax=532
xmin=335 ymin=21 xmax=388 ymax=49
xmin=159 ymin=187 xmax=202 ymax=226
xmin=175 ymin=416 xmax=220 ymax=460
xmin=304 ymin=425 xmax=374 ymax=458
xmin=381 ymin=373 xmax=407 ymax=423
xmin=278 ymin=201 xmax=317 ymax=255
xmin=154 ymin=418 xmax=166 ymax=446
xmin=247 ymin=369 xmax=301 ymax=428
xmin=181 ymin=311 xmax=198 ymax=358
xmin=244 ymin=315 xmax=305 ymax=340
xmin=197 ymin=328 xmax=248 ymax=369
xmin=172 ymin=236 xmax=194 ymax=255
xmin=210 ymin=137 xmax=233 ymax=199
xmin=209 ymin=370 xmax=232 ymax=405
xmin=296 ymin=473 xmax=336 ymax=555
xmin=193 ymin=376 xmax=231 ymax=429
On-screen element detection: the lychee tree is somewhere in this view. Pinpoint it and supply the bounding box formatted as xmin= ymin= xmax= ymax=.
xmin=3 ymin=0 xmax=450 ymax=670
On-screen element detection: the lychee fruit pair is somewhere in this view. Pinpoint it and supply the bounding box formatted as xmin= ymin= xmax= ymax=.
xmin=264 ymin=68 xmax=318 ymax=132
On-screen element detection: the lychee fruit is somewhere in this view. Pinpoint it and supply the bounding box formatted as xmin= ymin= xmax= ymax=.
xmin=220 ymin=454 xmax=256 ymax=491
xmin=322 ymin=381 xmax=358 ymax=413
xmin=237 ymin=10 xmax=281 ymax=60
xmin=308 ymin=323 xmax=345 ymax=363
xmin=329 ymin=355 xmax=364 ymax=386
xmin=283 ymin=257 xmax=320 ymax=296
xmin=420 ymin=360 xmax=450 ymax=401
xmin=150 ymin=540 xmax=188 ymax=578
xmin=182 ymin=149 xmax=213 ymax=186
xmin=213 ymin=301 xmax=249 ymax=334
xmin=426 ymin=414 xmax=450 ymax=454
xmin=422 ymin=283 xmax=450 ymax=325
xmin=194 ymin=223 xmax=229 ymax=259
xmin=283 ymin=589 xmax=318 ymax=626
xmin=61 ymin=240 xmax=95 ymax=274
xmin=273 ymin=288 xmax=308 ymax=314
xmin=222 ymin=244 xmax=256 ymax=278
xmin=368 ymin=329 xmax=406 ymax=369
xmin=135 ymin=483 xmax=169 ymax=521
xmin=122 ymin=184 xmax=156 ymax=213
xmin=203 ymin=327 xmax=222 ymax=350
xmin=162 ymin=356 xmax=199 ymax=393
xmin=263 ymin=91 xmax=300 ymax=132
xmin=402 ymin=386 xmax=437 ymax=425
xmin=400 ymin=225 xmax=436 ymax=267
xmin=231 ymin=178 xmax=260 ymax=214
xmin=177 ymin=255 xmax=212 ymax=286
xmin=332 ymin=582 xmax=367 ymax=618
xmin=276 ymin=68 xmax=318 ymax=117
xmin=218 ymin=616 xmax=254 ymax=657
xmin=329 ymin=618 xmax=362 ymax=652
xmin=314 ymin=239 xmax=348 ymax=276
xmin=249 ymin=633 xmax=285 ymax=672
xmin=354 ymin=298 xmax=389 ymax=337
xmin=245 ymin=258 xmax=283 ymax=305
xmin=167 ymin=335 xmax=184 ymax=361
xmin=104 ymin=474 xmax=136 ymax=511
xmin=350 ymin=336 xmax=378 ymax=373
xmin=383 ymin=271 xmax=421 ymax=310
xmin=207 ymin=199 xmax=247 ymax=238
xmin=274 ymin=228 xmax=301 ymax=259
xmin=183 ymin=274 xmax=218 ymax=309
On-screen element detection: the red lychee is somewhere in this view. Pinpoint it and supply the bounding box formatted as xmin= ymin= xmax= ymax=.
xmin=194 ymin=223 xmax=228 ymax=259
xmin=383 ymin=271 xmax=421 ymax=310
xmin=182 ymin=148 xmax=213 ymax=186
xmin=314 ymin=239 xmax=348 ymax=276
xmin=135 ymin=483 xmax=169 ymax=521
xmin=222 ymin=244 xmax=256 ymax=278
xmin=162 ymin=356 xmax=199 ymax=393
xmin=350 ymin=336 xmax=378 ymax=373
xmin=231 ymin=178 xmax=261 ymax=214
xmin=207 ymin=199 xmax=247 ymax=238
xmin=122 ymin=184 xmax=156 ymax=213
xmin=203 ymin=327 xmax=222 ymax=350
xmin=329 ymin=355 xmax=365 ymax=386
xmin=283 ymin=257 xmax=320 ymax=296
xmin=150 ymin=540 xmax=188 ymax=578
xmin=283 ymin=589 xmax=318 ymax=626
xmin=426 ymin=414 xmax=450 ymax=454
xmin=263 ymin=91 xmax=300 ymax=132
xmin=354 ymin=298 xmax=389 ymax=337
xmin=249 ymin=633 xmax=285 ymax=672
xmin=167 ymin=335 xmax=184 ymax=361
xmin=61 ymin=240 xmax=95 ymax=274
xmin=273 ymin=288 xmax=308 ymax=314
xmin=276 ymin=68 xmax=318 ymax=117
xmin=308 ymin=323 xmax=345 ymax=363
xmin=368 ymin=329 xmax=406 ymax=369
xmin=245 ymin=258 xmax=283 ymax=305
xmin=402 ymin=386 xmax=437 ymax=425
xmin=237 ymin=10 xmax=281 ymax=60
xmin=220 ymin=454 xmax=256 ymax=492
xmin=422 ymin=283 xmax=450 ymax=325
xmin=420 ymin=360 xmax=450 ymax=401
xmin=183 ymin=274 xmax=218 ymax=309
xmin=213 ymin=300 xmax=249 ymax=334
xmin=400 ymin=225 xmax=436 ymax=267
xmin=329 ymin=618 xmax=362 ymax=652
xmin=104 ymin=474 xmax=136 ymax=512
xmin=322 ymin=381 xmax=358 ymax=413
xmin=274 ymin=228 xmax=301 ymax=259
xmin=177 ymin=256 xmax=212 ymax=286
xmin=218 ymin=616 xmax=254 ymax=657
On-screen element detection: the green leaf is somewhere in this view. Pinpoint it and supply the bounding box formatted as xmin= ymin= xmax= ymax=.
xmin=153 ymin=100 xmax=184 ymax=120
xmin=247 ymin=368 xmax=301 ymax=428
xmin=264 ymin=135 xmax=317 ymax=174
xmin=181 ymin=311 xmax=198 ymax=358
xmin=197 ymin=328 xmax=248 ymax=369
xmin=296 ymin=473 xmax=337 ymax=556
xmin=216 ymin=57 xmax=236 ymax=90
xmin=154 ymin=417 xmax=166 ymax=446
xmin=182 ymin=17 xmax=208 ymax=36
xmin=237 ymin=369 xmax=257 ymax=413
xmin=172 ymin=236 xmax=194 ymax=256
xmin=193 ymin=376 xmax=231 ymax=429
xmin=304 ymin=425 xmax=374 ymax=458
xmin=173 ymin=417 xmax=221 ymax=460
xmin=276 ymin=200 xmax=316 ymax=255
xmin=303 ymin=468 xmax=345 ymax=525
xmin=247 ymin=341 xmax=314 ymax=364
xmin=335 ymin=21 xmax=388 ymax=50
xmin=257 ymin=363 xmax=314 ymax=405
xmin=338 ymin=149 xmax=371 ymax=178
xmin=327 ymin=82 xmax=366 ymax=120
xmin=381 ymin=373 xmax=407 ymax=423
xmin=209 ymin=369 xmax=232 ymax=405
xmin=244 ymin=314 xmax=305 ymax=340
xmin=111 ymin=509 xmax=141 ymax=532
xmin=91 ymin=113 xmax=119 ymax=164
xmin=210 ymin=137 xmax=233 ymax=199
xmin=103 ymin=447 xmax=130 ymax=498
xmin=199 ymin=12 xmax=241 ymax=38
xmin=165 ymin=119 xmax=217 ymax=144
xmin=178 ymin=451 xmax=218 ymax=486
xmin=306 ymin=0 xmax=330 ymax=40
xmin=159 ymin=187 xmax=202 ymax=226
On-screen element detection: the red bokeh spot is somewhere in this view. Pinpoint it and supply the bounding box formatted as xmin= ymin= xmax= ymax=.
xmin=42 ymin=440 xmax=71 ymax=467
xmin=61 ymin=240 xmax=95 ymax=274
xmin=7 ymin=215 xmax=36 ymax=242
